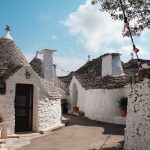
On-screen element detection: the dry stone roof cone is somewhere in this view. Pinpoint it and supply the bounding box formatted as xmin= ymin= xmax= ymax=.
xmin=0 ymin=25 xmax=28 ymax=80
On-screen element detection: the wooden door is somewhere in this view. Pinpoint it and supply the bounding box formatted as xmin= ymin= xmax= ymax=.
xmin=15 ymin=84 xmax=33 ymax=132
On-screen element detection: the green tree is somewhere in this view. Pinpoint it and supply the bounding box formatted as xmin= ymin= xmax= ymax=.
xmin=91 ymin=0 xmax=150 ymax=36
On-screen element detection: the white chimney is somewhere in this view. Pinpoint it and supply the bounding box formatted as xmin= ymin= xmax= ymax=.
xmin=102 ymin=53 xmax=124 ymax=77
xmin=41 ymin=49 xmax=56 ymax=83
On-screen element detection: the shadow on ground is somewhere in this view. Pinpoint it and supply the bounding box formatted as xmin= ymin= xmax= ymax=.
xmin=64 ymin=114 xmax=125 ymax=136
xmin=89 ymin=141 xmax=124 ymax=150
xmin=101 ymin=141 xmax=124 ymax=150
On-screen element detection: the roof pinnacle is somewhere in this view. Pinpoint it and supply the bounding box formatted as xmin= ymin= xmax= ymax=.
xmin=5 ymin=25 xmax=11 ymax=31
xmin=2 ymin=25 xmax=13 ymax=40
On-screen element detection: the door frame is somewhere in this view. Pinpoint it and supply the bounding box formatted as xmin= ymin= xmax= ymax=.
xmin=15 ymin=84 xmax=33 ymax=132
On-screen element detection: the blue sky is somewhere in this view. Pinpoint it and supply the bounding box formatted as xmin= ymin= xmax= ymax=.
xmin=0 ymin=0 xmax=150 ymax=76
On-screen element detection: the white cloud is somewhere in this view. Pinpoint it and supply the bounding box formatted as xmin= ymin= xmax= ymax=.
xmin=62 ymin=0 xmax=125 ymax=52
xmin=119 ymin=45 xmax=150 ymax=62
xmin=54 ymin=57 xmax=86 ymax=76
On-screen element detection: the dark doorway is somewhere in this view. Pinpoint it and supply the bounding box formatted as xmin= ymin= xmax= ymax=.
xmin=15 ymin=84 xmax=33 ymax=132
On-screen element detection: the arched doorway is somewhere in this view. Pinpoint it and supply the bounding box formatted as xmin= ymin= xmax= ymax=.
xmin=71 ymin=83 xmax=78 ymax=110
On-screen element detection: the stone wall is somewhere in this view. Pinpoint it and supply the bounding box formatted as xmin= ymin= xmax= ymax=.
xmin=38 ymin=96 xmax=61 ymax=131
xmin=124 ymin=78 xmax=150 ymax=150
xmin=0 ymin=95 xmax=15 ymax=135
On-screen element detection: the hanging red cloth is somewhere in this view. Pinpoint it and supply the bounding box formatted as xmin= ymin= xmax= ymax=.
xmin=133 ymin=45 xmax=140 ymax=53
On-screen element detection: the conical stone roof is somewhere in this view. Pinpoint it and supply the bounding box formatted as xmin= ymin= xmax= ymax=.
xmin=30 ymin=57 xmax=43 ymax=77
xmin=0 ymin=26 xmax=28 ymax=80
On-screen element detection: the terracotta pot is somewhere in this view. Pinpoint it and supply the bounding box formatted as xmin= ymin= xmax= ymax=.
xmin=120 ymin=109 xmax=127 ymax=117
xmin=0 ymin=116 xmax=4 ymax=123
xmin=73 ymin=107 xmax=79 ymax=112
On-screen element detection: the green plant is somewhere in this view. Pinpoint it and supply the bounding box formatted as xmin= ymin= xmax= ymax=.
xmin=61 ymin=99 xmax=69 ymax=114
xmin=118 ymin=97 xmax=128 ymax=110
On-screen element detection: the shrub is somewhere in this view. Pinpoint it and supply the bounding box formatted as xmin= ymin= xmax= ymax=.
xmin=118 ymin=97 xmax=128 ymax=110
xmin=61 ymin=99 xmax=68 ymax=114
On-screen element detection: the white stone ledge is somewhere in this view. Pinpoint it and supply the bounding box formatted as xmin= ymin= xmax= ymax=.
xmin=39 ymin=123 xmax=65 ymax=134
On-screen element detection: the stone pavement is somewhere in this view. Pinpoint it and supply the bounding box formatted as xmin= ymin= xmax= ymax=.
xmin=6 ymin=133 xmax=44 ymax=150
xmin=6 ymin=115 xmax=125 ymax=150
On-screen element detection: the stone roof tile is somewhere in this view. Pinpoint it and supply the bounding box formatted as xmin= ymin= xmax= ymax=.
xmin=30 ymin=57 xmax=43 ymax=77
xmin=40 ymin=78 xmax=61 ymax=99
xmin=59 ymin=57 xmax=150 ymax=90
xmin=0 ymin=38 xmax=28 ymax=80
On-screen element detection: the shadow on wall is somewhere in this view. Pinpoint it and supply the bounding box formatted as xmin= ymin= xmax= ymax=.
xmin=65 ymin=115 xmax=125 ymax=136
xmin=71 ymin=83 xmax=78 ymax=109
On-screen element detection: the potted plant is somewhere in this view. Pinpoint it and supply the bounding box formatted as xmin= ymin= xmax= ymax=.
xmin=118 ymin=97 xmax=128 ymax=117
xmin=0 ymin=115 xmax=4 ymax=123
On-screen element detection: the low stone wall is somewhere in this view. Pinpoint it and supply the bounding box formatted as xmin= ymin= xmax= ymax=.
xmin=124 ymin=78 xmax=150 ymax=150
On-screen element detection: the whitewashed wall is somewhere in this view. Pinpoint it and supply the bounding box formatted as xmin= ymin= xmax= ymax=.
xmin=84 ymin=88 xmax=127 ymax=124
xmin=38 ymin=97 xmax=61 ymax=131
xmin=69 ymin=76 xmax=127 ymax=124
xmin=0 ymin=65 xmax=62 ymax=135
xmin=124 ymin=79 xmax=150 ymax=150
xmin=69 ymin=76 xmax=86 ymax=112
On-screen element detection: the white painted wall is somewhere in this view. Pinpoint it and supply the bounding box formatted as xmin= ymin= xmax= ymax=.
xmin=84 ymin=88 xmax=127 ymax=124
xmin=38 ymin=97 xmax=61 ymax=131
xmin=124 ymin=79 xmax=150 ymax=150
xmin=69 ymin=76 xmax=86 ymax=112
xmin=69 ymin=76 xmax=127 ymax=124
xmin=0 ymin=65 xmax=62 ymax=135
xmin=102 ymin=55 xmax=112 ymax=77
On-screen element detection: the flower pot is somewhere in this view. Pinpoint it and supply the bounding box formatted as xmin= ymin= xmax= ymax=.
xmin=120 ymin=109 xmax=127 ymax=117
xmin=73 ymin=107 xmax=79 ymax=112
xmin=0 ymin=116 xmax=4 ymax=123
